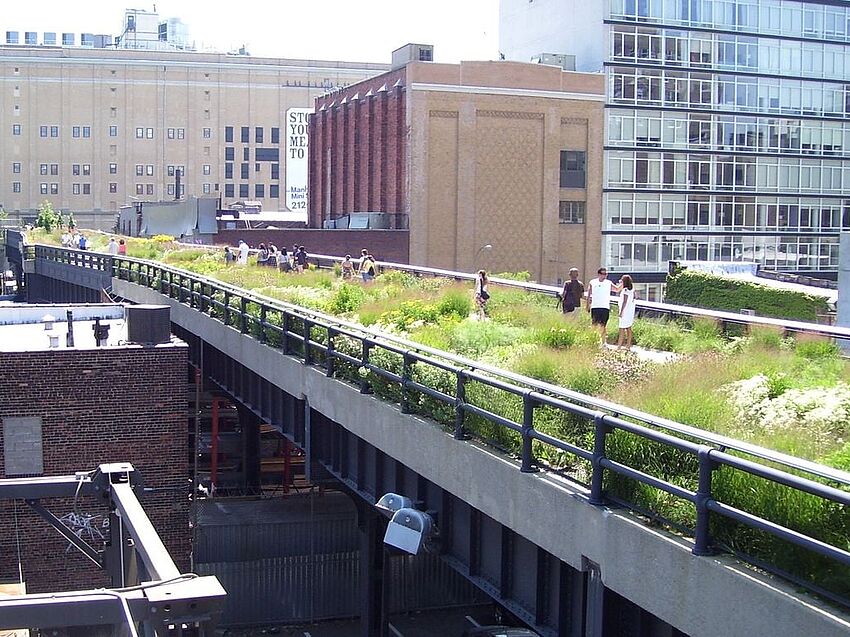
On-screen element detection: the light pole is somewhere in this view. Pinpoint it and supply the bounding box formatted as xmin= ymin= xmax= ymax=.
xmin=475 ymin=244 xmax=492 ymax=269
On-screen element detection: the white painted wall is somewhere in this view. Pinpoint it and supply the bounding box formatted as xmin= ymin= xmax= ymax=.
xmin=499 ymin=0 xmax=606 ymax=72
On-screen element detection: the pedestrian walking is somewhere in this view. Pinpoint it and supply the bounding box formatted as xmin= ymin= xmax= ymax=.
xmin=118 ymin=239 xmax=127 ymax=256
xmin=474 ymin=270 xmax=490 ymax=319
xmin=586 ymin=267 xmax=613 ymax=344
xmin=238 ymin=240 xmax=249 ymax=265
xmin=617 ymin=274 xmax=636 ymax=350
xmin=341 ymin=255 xmax=355 ymax=280
xmin=558 ymin=268 xmax=584 ymax=317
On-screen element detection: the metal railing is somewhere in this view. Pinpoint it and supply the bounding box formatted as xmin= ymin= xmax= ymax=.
xmin=33 ymin=244 xmax=850 ymax=606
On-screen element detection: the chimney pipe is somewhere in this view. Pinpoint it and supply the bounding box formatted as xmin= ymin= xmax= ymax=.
xmin=66 ymin=310 xmax=75 ymax=348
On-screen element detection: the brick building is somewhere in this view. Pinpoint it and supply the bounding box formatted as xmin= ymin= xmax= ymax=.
xmin=308 ymin=51 xmax=606 ymax=284
xmin=0 ymin=305 xmax=188 ymax=593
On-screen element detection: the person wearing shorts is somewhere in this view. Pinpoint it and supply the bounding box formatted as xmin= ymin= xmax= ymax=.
xmin=586 ymin=267 xmax=613 ymax=345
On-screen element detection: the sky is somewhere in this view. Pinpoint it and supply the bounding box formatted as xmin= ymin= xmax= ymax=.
xmin=4 ymin=1 xmax=500 ymax=64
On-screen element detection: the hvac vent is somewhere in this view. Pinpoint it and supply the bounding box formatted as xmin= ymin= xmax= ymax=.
xmin=126 ymin=305 xmax=171 ymax=345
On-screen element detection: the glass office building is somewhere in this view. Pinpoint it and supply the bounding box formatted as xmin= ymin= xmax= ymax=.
xmin=501 ymin=0 xmax=850 ymax=294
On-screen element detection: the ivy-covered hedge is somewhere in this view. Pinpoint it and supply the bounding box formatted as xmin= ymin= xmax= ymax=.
xmin=665 ymin=269 xmax=830 ymax=321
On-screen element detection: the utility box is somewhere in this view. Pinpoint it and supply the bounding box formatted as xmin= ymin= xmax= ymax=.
xmin=391 ymin=43 xmax=434 ymax=70
xmin=126 ymin=304 xmax=171 ymax=345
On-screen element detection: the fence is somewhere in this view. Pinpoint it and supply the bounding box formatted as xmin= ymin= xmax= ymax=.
xmin=31 ymin=244 xmax=850 ymax=608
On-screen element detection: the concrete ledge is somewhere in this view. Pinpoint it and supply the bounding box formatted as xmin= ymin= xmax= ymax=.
xmin=113 ymin=278 xmax=850 ymax=637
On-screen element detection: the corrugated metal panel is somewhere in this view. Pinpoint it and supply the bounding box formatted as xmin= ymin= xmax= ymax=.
xmin=197 ymin=551 xmax=360 ymax=626
xmin=389 ymin=553 xmax=490 ymax=613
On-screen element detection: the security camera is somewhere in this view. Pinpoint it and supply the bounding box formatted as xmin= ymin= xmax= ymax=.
xmin=383 ymin=508 xmax=433 ymax=555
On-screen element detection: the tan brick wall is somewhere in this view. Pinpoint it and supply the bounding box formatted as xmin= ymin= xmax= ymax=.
xmin=408 ymin=65 xmax=604 ymax=284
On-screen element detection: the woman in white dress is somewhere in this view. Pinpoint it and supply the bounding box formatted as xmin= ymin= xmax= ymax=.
xmin=617 ymin=274 xmax=636 ymax=350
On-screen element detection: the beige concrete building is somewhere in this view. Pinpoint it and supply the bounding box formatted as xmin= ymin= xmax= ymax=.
xmin=310 ymin=59 xmax=605 ymax=284
xmin=0 ymin=45 xmax=386 ymax=221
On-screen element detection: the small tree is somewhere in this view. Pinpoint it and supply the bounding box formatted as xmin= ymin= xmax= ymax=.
xmin=0 ymin=207 xmax=8 ymax=221
xmin=35 ymin=200 xmax=62 ymax=232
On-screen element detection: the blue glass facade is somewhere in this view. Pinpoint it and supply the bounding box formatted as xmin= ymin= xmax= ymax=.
xmin=604 ymin=0 xmax=850 ymax=279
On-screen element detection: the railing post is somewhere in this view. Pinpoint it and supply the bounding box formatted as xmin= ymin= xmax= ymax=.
xmin=589 ymin=412 xmax=612 ymax=506
xmin=259 ymin=305 xmax=268 ymax=343
xmin=359 ymin=340 xmax=372 ymax=394
xmin=521 ymin=391 xmax=538 ymax=473
xmin=325 ymin=327 xmax=336 ymax=377
xmin=199 ymin=283 xmax=208 ymax=315
xmin=223 ymin=291 xmax=231 ymax=326
xmin=168 ymin=271 xmax=175 ymax=298
xmin=454 ymin=371 xmax=468 ymax=440
xmin=282 ymin=312 xmax=291 ymax=354
xmin=400 ymin=352 xmax=413 ymax=414
xmin=239 ymin=297 xmax=248 ymax=334
xmin=303 ymin=318 xmax=312 ymax=365
xmin=693 ymin=447 xmax=717 ymax=556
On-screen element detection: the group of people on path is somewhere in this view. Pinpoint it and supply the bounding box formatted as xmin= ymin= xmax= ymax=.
xmin=341 ymin=250 xmax=377 ymax=283
xmin=560 ymin=267 xmax=635 ymax=350
xmin=224 ymin=240 xmax=309 ymax=272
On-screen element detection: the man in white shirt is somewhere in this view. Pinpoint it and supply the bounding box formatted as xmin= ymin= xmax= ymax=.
xmin=107 ymin=237 xmax=119 ymax=255
xmin=586 ymin=267 xmax=613 ymax=344
xmin=238 ymin=240 xmax=249 ymax=265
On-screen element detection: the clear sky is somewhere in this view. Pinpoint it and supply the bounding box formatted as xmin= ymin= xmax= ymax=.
xmin=4 ymin=1 xmax=500 ymax=64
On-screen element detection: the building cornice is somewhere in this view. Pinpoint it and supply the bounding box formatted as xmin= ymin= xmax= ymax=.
xmin=410 ymin=82 xmax=605 ymax=102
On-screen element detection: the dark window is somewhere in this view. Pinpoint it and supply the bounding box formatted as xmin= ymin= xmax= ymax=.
xmin=82 ymin=126 xmax=91 ymax=138
xmin=256 ymin=148 xmax=279 ymax=162
xmin=255 ymin=184 xmax=264 ymax=198
xmin=560 ymin=150 xmax=586 ymax=188
xmin=50 ymin=126 xmax=58 ymax=137
xmin=40 ymin=126 xmax=48 ymax=137
xmin=225 ymin=163 xmax=233 ymax=179
xmin=271 ymin=127 xmax=280 ymax=144
xmin=109 ymin=125 xmax=117 ymax=137
xmin=12 ymin=124 xmax=20 ymax=136
xmin=83 ymin=183 xmax=91 ymax=194
xmin=243 ymin=147 xmax=250 ymax=161
xmin=270 ymin=184 xmax=279 ymax=198
xmin=109 ymin=182 xmax=117 ymax=193
xmin=109 ymin=163 xmax=117 ymax=174
xmin=72 ymin=126 xmax=80 ymax=138
xmin=241 ymin=163 xmax=249 ymax=179
xmin=271 ymin=163 xmax=279 ymax=180
xmin=225 ymin=184 xmax=234 ymax=198
xmin=225 ymin=126 xmax=233 ymax=142
xmin=559 ymin=201 xmax=586 ymax=224
xmin=255 ymin=127 xmax=263 ymax=143
xmin=241 ymin=126 xmax=249 ymax=143
xmin=239 ymin=183 xmax=249 ymax=198
xmin=225 ymin=147 xmax=235 ymax=162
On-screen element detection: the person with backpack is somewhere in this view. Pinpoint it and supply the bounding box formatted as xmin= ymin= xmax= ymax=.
xmin=360 ymin=253 xmax=377 ymax=282
xmin=474 ymin=270 xmax=490 ymax=319
xmin=295 ymin=245 xmax=308 ymax=273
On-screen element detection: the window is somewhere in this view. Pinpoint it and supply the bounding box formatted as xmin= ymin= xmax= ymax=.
xmin=255 ymin=127 xmax=263 ymax=143
xmin=73 ymin=164 xmax=81 ymax=176
xmin=255 ymin=184 xmax=265 ymax=198
xmin=225 ymin=126 xmax=233 ymax=143
xmin=40 ymin=183 xmax=48 ymax=194
xmin=109 ymin=182 xmax=117 ymax=193
xmin=167 ymin=165 xmax=175 ymax=177
xmin=50 ymin=126 xmax=58 ymax=137
xmin=6 ymin=31 xmax=19 ymax=45
xmin=255 ymin=163 xmax=260 ymax=173
xmin=109 ymin=163 xmax=117 ymax=174
xmin=50 ymin=164 xmax=58 ymax=175
xmin=256 ymin=148 xmax=279 ymax=162
xmin=203 ymin=164 xmax=211 ymax=175
xmin=146 ymin=165 xmax=154 ymax=176
xmin=136 ymin=184 xmax=144 ymax=195
xmin=109 ymin=125 xmax=117 ymax=137
xmin=271 ymin=163 xmax=279 ymax=180
xmin=270 ymin=184 xmax=279 ymax=198
xmin=44 ymin=32 xmax=56 ymax=46
xmin=12 ymin=124 xmax=21 ymax=136
xmin=40 ymin=164 xmax=48 ymax=175
xmin=203 ymin=183 xmax=211 ymax=194
xmin=40 ymin=126 xmax=48 ymax=138
xmin=12 ymin=182 xmax=21 ymax=193
xmin=239 ymin=184 xmax=249 ymax=198
xmin=225 ymin=163 xmax=233 ymax=179
xmin=241 ymin=163 xmax=249 ymax=179
xmin=110 ymin=108 xmax=117 ymax=118
xmin=82 ymin=126 xmax=90 ymax=138
xmin=50 ymin=183 xmax=58 ymax=194
xmin=72 ymin=184 xmax=80 ymax=195
xmin=177 ymin=128 xmax=184 ymax=139
xmin=559 ymin=201 xmax=586 ymax=224
xmin=62 ymin=32 xmax=74 ymax=46
xmin=225 ymin=147 xmax=234 ymax=161
xmin=560 ymin=150 xmax=587 ymax=188
xmin=243 ymin=147 xmax=250 ymax=161
xmin=167 ymin=184 xmax=175 ymax=196
xmin=271 ymin=127 xmax=280 ymax=144
xmin=135 ymin=165 xmax=144 ymax=176
xmin=12 ymin=162 xmax=20 ymax=173
xmin=203 ymin=127 xmax=211 ymax=139
xmin=72 ymin=126 xmax=80 ymax=138
xmin=146 ymin=184 xmax=154 ymax=195
xmin=146 ymin=128 xmax=154 ymax=139
xmin=168 ymin=128 xmax=175 ymax=139
xmin=241 ymin=126 xmax=250 ymax=143
xmin=82 ymin=164 xmax=90 ymax=176
xmin=25 ymin=32 xmax=36 ymax=45
xmin=225 ymin=184 xmax=234 ymax=198
xmin=136 ymin=127 xmax=144 ymax=138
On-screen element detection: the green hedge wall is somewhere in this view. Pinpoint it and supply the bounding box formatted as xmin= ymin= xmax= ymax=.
xmin=664 ymin=270 xmax=830 ymax=321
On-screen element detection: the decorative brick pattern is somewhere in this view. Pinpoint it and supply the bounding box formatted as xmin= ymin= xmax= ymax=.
xmin=0 ymin=345 xmax=189 ymax=593
xmin=476 ymin=110 xmax=544 ymax=120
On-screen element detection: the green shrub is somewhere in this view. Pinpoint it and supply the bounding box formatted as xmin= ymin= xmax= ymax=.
xmin=631 ymin=318 xmax=686 ymax=352
xmin=665 ymin=270 xmax=829 ymax=321
xmin=795 ymin=337 xmax=840 ymax=360
xmin=436 ymin=286 xmax=473 ymax=319
xmin=449 ymin=319 xmax=527 ymax=357
xmin=327 ymin=282 xmax=367 ymax=315
xmin=514 ymin=348 xmax=562 ymax=384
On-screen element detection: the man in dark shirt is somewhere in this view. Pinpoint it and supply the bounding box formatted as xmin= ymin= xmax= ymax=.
xmin=559 ymin=268 xmax=585 ymax=316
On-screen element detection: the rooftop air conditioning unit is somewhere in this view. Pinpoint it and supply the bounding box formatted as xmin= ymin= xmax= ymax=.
xmin=126 ymin=304 xmax=171 ymax=345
